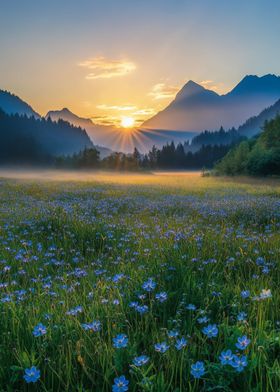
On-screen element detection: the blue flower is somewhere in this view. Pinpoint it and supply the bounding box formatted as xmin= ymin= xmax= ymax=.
xmin=191 ymin=361 xmax=205 ymax=379
xmin=237 ymin=311 xmax=247 ymax=321
xmin=32 ymin=323 xmax=47 ymax=337
xmin=113 ymin=334 xmax=128 ymax=348
xmin=236 ymin=335 xmax=250 ymax=350
xmin=241 ymin=290 xmax=250 ymax=299
xmin=202 ymin=324 xmax=218 ymax=338
xmin=230 ymin=355 xmax=248 ymax=372
xmin=167 ymin=330 xmax=179 ymax=338
xmin=23 ymin=366 xmax=40 ymax=383
xmin=81 ymin=320 xmax=101 ymax=332
xmin=219 ymin=349 xmax=233 ymax=365
xmin=142 ymin=278 xmax=156 ymax=292
xmin=197 ymin=316 xmax=209 ymax=324
xmin=136 ymin=305 xmax=149 ymax=314
xmin=175 ymin=337 xmax=187 ymax=350
xmin=155 ymin=292 xmax=167 ymax=303
xmin=154 ymin=341 xmax=170 ymax=353
xmin=112 ymin=375 xmax=129 ymax=392
xmin=132 ymin=355 xmax=149 ymax=367
xmin=186 ymin=304 xmax=196 ymax=310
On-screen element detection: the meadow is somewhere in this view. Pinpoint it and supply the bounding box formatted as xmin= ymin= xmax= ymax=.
xmin=0 ymin=171 xmax=280 ymax=391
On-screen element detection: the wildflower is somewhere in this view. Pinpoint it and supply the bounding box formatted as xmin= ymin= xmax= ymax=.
xmin=197 ymin=316 xmax=209 ymax=324
xmin=202 ymin=324 xmax=218 ymax=338
xmin=260 ymin=289 xmax=272 ymax=299
xmin=113 ymin=334 xmax=128 ymax=348
xmin=23 ymin=366 xmax=40 ymax=383
xmin=132 ymin=355 xmax=149 ymax=367
xmin=167 ymin=330 xmax=179 ymax=338
xmin=237 ymin=311 xmax=247 ymax=321
xmin=66 ymin=305 xmax=83 ymax=316
xmin=112 ymin=375 xmax=129 ymax=392
xmin=191 ymin=361 xmax=205 ymax=379
xmin=219 ymin=349 xmax=233 ymax=365
xmin=175 ymin=337 xmax=187 ymax=350
xmin=142 ymin=278 xmax=156 ymax=292
xmin=186 ymin=304 xmax=196 ymax=310
xmin=81 ymin=320 xmax=101 ymax=332
xmin=154 ymin=341 xmax=170 ymax=353
xmin=32 ymin=323 xmax=47 ymax=337
xmin=241 ymin=290 xmax=250 ymax=299
xmin=155 ymin=292 xmax=167 ymax=303
xmin=230 ymin=355 xmax=248 ymax=372
xmin=136 ymin=305 xmax=148 ymax=314
xmin=236 ymin=335 xmax=250 ymax=350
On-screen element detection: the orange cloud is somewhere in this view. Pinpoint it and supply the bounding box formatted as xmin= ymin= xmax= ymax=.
xmin=96 ymin=104 xmax=137 ymax=111
xmin=199 ymin=80 xmax=226 ymax=93
xmin=148 ymin=83 xmax=179 ymax=100
xmin=79 ymin=56 xmax=136 ymax=79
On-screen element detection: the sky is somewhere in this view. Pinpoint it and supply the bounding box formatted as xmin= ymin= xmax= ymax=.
xmin=1 ymin=0 xmax=280 ymax=127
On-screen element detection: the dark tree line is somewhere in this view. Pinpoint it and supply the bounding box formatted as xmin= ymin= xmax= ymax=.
xmin=56 ymin=141 xmax=236 ymax=171
xmin=0 ymin=109 xmax=92 ymax=164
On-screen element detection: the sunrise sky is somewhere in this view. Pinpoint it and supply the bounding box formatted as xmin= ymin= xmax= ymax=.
xmin=1 ymin=0 xmax=280 ymax=127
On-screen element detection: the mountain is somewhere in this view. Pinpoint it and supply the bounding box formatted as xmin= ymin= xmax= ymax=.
xmin=143 ymin=74 xmax=280 ymax=132
xmin=0 ymin=90 xmax=40 ymax=118
xmin=47 ymin=108 xmax=93 ymax=129
xmin=0 ymin=108 xmax=93 ymax=163
xmin=238 ymin=99 xmax=280 ymax=138
xmin=46 ymin=108 xmax=112 ymax=158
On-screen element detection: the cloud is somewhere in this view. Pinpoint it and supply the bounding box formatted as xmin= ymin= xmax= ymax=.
xmin=79 ymin=56 xmax=136 ymax=79
xmin=96 ymin=104 xmax=137 ymax=111
xmin=132 ymin=108 xmax=156 ymax=116
xmin=199 ymin=80 xmax=225 ymax=93
xmin=148 ymin=83 xmax=179 ymax=100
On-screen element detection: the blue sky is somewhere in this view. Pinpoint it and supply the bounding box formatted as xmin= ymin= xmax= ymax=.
xmin=1 ymin=0 xmax=279 ymax=125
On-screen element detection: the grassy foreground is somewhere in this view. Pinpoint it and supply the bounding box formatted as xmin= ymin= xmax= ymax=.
xmin=0 ymin=171 xmax=280 ymax=391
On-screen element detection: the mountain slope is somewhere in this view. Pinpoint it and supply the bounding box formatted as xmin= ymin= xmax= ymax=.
xmin=0 ymin=108 xmax=93 ymax=160
xmin=0 ymin=90 xmax=40 ymax=118
xmin=238 ymin=99 xmax=280 ymax=137
xmin=46 ymin=108 xmax=112 ymax=158
xmin=143 ymin=74 xmax=280 ymax=132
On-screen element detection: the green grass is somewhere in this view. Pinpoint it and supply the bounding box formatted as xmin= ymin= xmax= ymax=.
xmin=0 ymin=172 xmax=280 ymax=391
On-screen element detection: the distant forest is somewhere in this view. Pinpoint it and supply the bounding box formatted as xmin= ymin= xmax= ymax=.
xmin=56 ymin=142 xmax=237 ymax=171
xmin=215 ymin=116 xmax=280 ymax=176
xmin=0 ymin=109 xmax=92 ymax=164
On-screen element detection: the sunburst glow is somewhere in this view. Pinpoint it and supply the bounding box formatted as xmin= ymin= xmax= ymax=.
xmin=121 ymin=116 xmax=135 ymax=128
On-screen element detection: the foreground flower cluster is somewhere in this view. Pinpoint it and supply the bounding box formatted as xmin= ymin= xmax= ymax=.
xmin=0 ymin=176 xmax=279 ymax=391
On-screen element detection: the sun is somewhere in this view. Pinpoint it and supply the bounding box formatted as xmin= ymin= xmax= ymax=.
xmin=121 ymin=116 xmax=135 ymax=128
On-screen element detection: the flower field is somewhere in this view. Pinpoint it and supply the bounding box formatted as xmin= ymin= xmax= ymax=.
xmin=0 ymin=172 xmax=280 ymax=391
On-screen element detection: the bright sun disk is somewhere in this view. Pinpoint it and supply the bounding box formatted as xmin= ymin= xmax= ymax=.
xmin=121 ymin=116 xmax=135 ymax=128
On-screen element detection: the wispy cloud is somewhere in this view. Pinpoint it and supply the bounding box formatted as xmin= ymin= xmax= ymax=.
xmin=199 ymin=80 xmax=225 ymax=93
xmin=78 ymin=56 xmax=136 ymax=79
xmin=96 ymin=104 xmax=137 ymax=111
xmin=148 ymin=83 xmax=179 ymax=100
xmin=132 ymin=108 xmax=156 ymax=116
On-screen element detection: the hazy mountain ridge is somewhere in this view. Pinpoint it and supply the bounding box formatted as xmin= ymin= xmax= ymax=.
xmin=0 ymin=108 xmax=93 ymax=163
xmin=143 ymin=74 xmax=280 ymax=131
xmin=0 ymin=90 xmax=40 ymax=118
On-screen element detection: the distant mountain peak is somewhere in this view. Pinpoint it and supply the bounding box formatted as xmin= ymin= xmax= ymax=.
xmin=229 ymin=74 xmax=280 ymax=96
xmin=0 ymin=89 xmax=40 ymax=118
xmin=175 ymin=80 xmax=206 ymax=101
